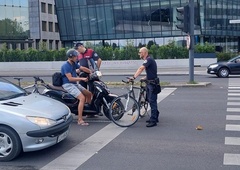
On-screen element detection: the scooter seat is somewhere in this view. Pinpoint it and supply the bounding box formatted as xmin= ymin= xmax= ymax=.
xmin=47 ymin=84 xmax=68 ymax=93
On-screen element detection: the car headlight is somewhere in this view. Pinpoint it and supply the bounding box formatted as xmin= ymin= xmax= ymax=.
xmin=27 ymin=116 xmax=57 ymax=128
xmin=209 ymin=64 xmax=218 ymax=69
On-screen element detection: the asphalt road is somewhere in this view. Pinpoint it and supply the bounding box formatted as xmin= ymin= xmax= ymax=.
xmin=1 ymin=74 xmax=240 ymax=169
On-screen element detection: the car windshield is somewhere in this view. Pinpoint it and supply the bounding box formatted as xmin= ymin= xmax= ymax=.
xmin=229 ymin=55 xmax=240 ymax=62
xmin=0 ymin=78 xmax=27 ymax=101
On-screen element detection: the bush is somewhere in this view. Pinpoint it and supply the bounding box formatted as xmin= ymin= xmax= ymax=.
xmin=0 ymin=42 xmax=236 ymax=62
xmin=216 ymin=52 xmax=237 ymax=62
xmin=195 ymin=42 xmax=215 ymax=53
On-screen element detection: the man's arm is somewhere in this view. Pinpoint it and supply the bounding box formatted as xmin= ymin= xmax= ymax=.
xmin=133 ymin=65 xmax=145 ymax=79
xmin=79 ymin=66 xmax=92 ymax=74
xmin=65 ymin=73 xmax=88 ymax=82
xmin=96 ymin=58 xmax=102 ymax=69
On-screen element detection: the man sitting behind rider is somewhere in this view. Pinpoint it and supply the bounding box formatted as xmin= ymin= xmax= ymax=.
xmin=61 ymin=49 xmax=92 ymax=126
xmin=74 ymin=42 xmax=102 ymax=92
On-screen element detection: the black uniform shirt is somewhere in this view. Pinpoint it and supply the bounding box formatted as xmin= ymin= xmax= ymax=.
xmin=143 ymin=56 xmax=158 ymax=80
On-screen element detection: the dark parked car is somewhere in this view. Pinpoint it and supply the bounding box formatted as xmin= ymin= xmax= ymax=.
xmin=207 ymin=55 xmax=240 ymax=78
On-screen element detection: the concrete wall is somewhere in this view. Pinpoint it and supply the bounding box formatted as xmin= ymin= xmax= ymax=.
xmin=0 ymin=58 xmax=216 ymax=71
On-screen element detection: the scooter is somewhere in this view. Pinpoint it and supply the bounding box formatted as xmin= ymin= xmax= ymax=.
xmin=26 ymin=72 xmax=118 ymax=120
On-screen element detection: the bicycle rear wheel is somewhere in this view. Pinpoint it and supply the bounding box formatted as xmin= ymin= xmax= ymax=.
xmin=139 ymin=101 xmax=148 ymax=117
xmin=138 ymin=90 xmax=148 ymax=117
xmin=109 ymin=95 xmax=140 ymax=127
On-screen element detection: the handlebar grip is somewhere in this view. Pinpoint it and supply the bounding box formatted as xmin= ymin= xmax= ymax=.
xmin=122 ymin=80 xmax=128 ymax=84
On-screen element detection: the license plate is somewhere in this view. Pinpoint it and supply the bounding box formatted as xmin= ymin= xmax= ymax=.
xmin=57 ymin=130 xmax=69 ymax=143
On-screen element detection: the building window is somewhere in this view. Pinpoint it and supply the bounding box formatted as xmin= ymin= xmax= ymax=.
xmin=49 ymin=22 xmax=53 ymax=32
xmin=55 ymin=23 xmax=59 ymax=32
xmin=55 ymin=40 xmax=59 ymax=50
xmin=49 ymin=40 xmax=53 ymax=50
xmin=36 ymin=39 xmax=40 ymax=50
xmin=54 ymin=5 xmax=56 ymax=15
xmin=41 ymin=2 xmax=46 ymax=13
xmin=42 ymin=21 xmax=47 ymax=31
xmin=48 ymin=4 xmax=53 ymax=14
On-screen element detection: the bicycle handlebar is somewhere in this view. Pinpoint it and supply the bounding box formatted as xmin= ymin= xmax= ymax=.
xmin=122 ymin=77 xmax=148 ymax=85
xmin=33 ymin=76 xmax=45 ymax=84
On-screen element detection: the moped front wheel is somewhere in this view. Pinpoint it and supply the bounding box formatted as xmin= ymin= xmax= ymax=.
xmin=109 ymin=95 xmax=140 ymax=127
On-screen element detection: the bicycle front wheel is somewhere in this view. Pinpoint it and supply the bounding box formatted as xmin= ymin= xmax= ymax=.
xmin=109 ymin=95 xmax=140 ymax=127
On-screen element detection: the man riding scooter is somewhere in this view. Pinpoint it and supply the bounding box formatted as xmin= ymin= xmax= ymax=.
xmin=61 ymin=49 xmax=92 ymax=126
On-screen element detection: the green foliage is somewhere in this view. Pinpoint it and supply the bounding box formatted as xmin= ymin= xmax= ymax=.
xmin=0 ymin=41 xmax=234 ymax=62
xmin=95 ymin=46 xmax=114 ymax=60
xmin=157 ymin=42 xmax=188 ymax=59
xmin=149 ymin=44 xmax=159 ymax=59
xmin=195 ymin=42 xmax=215 ymax=53
xmin=216 ymin=52 xmax=237 ymax=62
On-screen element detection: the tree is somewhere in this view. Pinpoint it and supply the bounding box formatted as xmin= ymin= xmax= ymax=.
xmin=0 ymin=18 xmax=25 ymax=38
xmin=147 ymin=40 xmax=156 ymax=49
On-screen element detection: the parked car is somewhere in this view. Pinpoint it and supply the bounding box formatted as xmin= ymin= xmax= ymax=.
xmin=0 ymin=77 xmax=73 ymax=161
xmin=207 ymin=55 xmax=240 ymax=78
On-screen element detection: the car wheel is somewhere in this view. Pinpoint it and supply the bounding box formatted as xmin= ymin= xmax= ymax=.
xmin=217 ymin=67 xmax=229 ymax=78
xmin=0 ymin=126 xmax=22 ymax=161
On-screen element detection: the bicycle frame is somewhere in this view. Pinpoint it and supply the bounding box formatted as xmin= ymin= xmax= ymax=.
xmin=123 ymin=79 xmax=147 ymax=104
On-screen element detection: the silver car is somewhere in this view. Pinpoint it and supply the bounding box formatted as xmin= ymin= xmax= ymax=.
xmin=0 ymin=77 xmax=73 ymax=161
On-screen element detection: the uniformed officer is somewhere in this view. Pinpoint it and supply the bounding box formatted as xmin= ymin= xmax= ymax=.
xmin=130 ymin=47 xmax=160 ymax=127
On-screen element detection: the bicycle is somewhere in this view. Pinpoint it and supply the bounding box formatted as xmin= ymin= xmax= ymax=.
xmin=22 ymin=76 xmax=46 ymax=93
xmin=109 ymin=77 xmax=149 ymax=127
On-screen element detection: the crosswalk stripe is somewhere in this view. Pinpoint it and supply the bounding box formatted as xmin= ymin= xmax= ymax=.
xmin=40 ymin=88 xmax=177 ymax=170
xmin=226 ymin=115 xmax=240 ymax=120
xmin=226 ymin=124 xmax=240 ymax=131
xmin=224 ymin=154 xmax=240 ymax=165
xmin=228 ymin=90 xmax=240 ymax=93
xmin=227 ymin=102 xmax=240 ymax=106
xmin=228 ymin=97 xmax=240 ymax=101
xmin=227 ymin=108 xmax=240 ymax=112
xmin=225 ymin=137 xmax=240 ymax=145
xmin=228 ymin=93 xmax=240 ymax=96
xmin=228 ymin=87 xmax=240 ymax=89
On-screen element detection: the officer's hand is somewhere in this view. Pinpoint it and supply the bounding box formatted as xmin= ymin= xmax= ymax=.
xmin=128 ymin=77 xmax=135 ymax=82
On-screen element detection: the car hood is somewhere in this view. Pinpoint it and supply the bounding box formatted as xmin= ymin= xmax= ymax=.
xmin=214 ymin=61 xmax=228 ymax=65
xmin=0 ymin=93 xmax=70 ymax=120
xmin=209 ymin=62 xmax=228 ymax=66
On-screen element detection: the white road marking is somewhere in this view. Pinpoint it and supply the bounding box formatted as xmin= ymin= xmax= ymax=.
xmin=224 ymin=79 xmax=240 ymax=166
xmin=228 ymin=90 xmax=240 ymax=93
xmin=227 ymin=102 xmax=240 ymax=106
xmin=225 ymin=137 xmax=240 ymax=145
xmin=224 ymin=154 xmax=240 ymax=165
xmin=228 ymin=93 xmax=240 ymax=96
xmin=227 ymin=108 xmax=240 ymax=112
xmin=226 ymin=115 xmax=240 ymax=120
xmin=228 ymin=87 xmax=240 ymax=89
xmin=40 ymin=88 xmax=177 ymax=170
xmin=226 ymin=124 xmax=240 ymax=131
xmin=228 ymin=97 xmax=240 ymax=101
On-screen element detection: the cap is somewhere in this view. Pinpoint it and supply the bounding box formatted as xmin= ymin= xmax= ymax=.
xmin=74 ymin=42 xmax=83 ymax=49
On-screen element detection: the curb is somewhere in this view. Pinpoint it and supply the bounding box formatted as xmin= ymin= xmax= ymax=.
xmin=106 ymin=82 xmax=212 ymax=88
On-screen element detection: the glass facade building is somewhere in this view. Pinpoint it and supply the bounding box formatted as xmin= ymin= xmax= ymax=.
xmin=55 ymin=0 xmax=240 ymax=52
xmin=0 ymin=0 xmax=31 ymax=49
